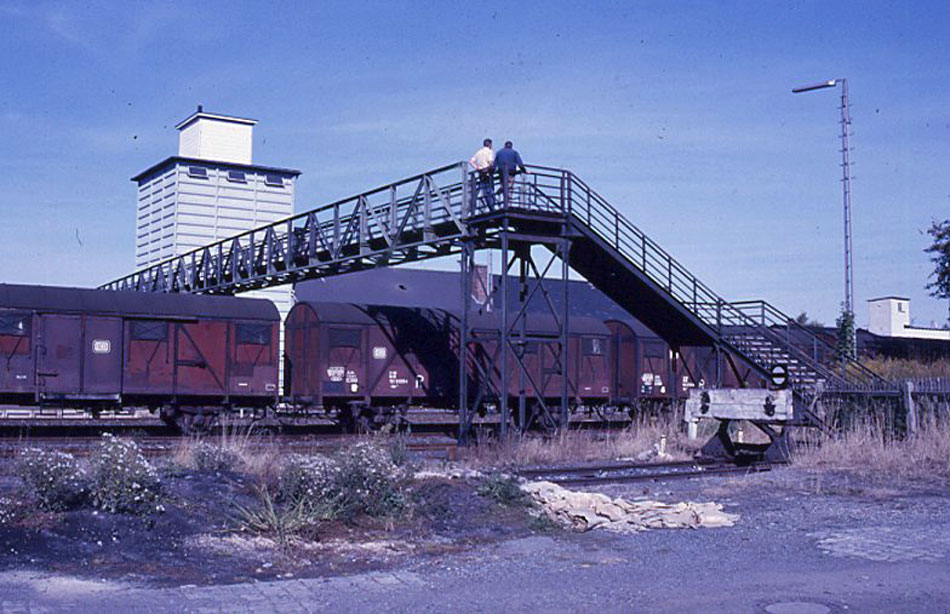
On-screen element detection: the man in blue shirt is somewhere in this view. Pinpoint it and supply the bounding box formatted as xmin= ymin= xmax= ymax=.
xmin=494 ymin=141 xmax=526 ymax=206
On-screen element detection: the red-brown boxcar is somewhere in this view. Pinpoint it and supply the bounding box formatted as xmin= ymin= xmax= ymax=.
xmin=606 ymin=319 xmax=674 ymax=403
xmin=0 ymin=284 xmax=279 ymax=428
xmin=285 ymin=302 xmax=614 ymax=423
xmin=466 ymin=312 xmax=613 ymax=408
xmin=285 ymin=302 xmax=451 ymax=412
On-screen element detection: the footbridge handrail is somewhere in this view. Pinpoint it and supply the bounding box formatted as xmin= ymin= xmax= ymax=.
xmin=517 ymin=167 xmax=892 ymax=391
xmin=100 ymin=161 xmax=892 ymax=393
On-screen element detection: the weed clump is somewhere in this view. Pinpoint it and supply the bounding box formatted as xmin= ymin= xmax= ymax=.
xmin=89 ymin=434 xmax=163 ymax=514
xmin=478 ymin=473 xmax=531 ymax=507
xmin=235 ymin=440 xmax=411 ymax=542
xmin=246 ymin=441 xmax=410 ymax=529
xmin=385 ymin=434 xmax=412 ymax=468
xmin=232 ymin=485 xmax=316 ymax=548
xmin=15 ymin=448 xmax=88 ymax=511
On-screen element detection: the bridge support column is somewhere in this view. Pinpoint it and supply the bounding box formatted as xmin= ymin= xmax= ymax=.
xmin=457 ymin=223 xmax=573 ymax=442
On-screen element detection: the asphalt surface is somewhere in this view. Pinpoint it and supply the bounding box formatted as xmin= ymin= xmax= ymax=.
xmin=1 ymin=467 xmax=948 ymax=613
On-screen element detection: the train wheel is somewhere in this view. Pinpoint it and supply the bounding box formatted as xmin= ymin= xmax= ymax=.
xmin=160 ymin=406 xmax=179 ymax=429
xmin=162 ymin=408 xmax=216 ymax=435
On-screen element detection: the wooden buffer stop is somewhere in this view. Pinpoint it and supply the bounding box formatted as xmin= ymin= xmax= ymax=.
xmin=684 ymin=388 xmax=794 ymax=463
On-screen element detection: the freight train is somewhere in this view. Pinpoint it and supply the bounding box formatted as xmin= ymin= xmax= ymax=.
xmin=0 ymin=284 xmax=279 ymax=431
xmin=2 ymin=282 xmax=762 ymax=431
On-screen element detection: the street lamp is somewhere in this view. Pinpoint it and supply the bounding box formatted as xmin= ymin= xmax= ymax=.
xmin=792 ymin=78 xmax=855 ymax=324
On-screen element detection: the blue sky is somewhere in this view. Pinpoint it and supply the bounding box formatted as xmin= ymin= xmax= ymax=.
xmin=1 ymin=1 xmax=948 ymax=327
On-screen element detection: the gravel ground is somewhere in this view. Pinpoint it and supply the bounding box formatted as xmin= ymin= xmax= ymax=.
xmin=0 ymin=466 xmax=948 ymax=612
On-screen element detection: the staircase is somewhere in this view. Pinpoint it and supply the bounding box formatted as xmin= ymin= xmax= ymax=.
xmin=509 ymin=167 xmax=894 ymax=398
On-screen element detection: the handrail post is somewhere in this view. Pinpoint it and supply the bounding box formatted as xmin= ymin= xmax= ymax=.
xmin=559 ymin=171 xmax=567 ymax=215
xmin=423 ymin=178 xmax=434 ymax=241
xmin=461 ymin=162 xmax=470 ymax=219
xmin=285 ymin=219 xmax=294 ymax=269
xmin=358 ymin=196 xmax=370 ymax=255
xmin=389 ymin=185 xmax=398 ymax=239
xmin=333 ymin=203 xmax=340 ymax=258
xmin=248 ymin=231 xmax=255 ymax=275
xmin=564 ymin=171 xmax=572 ymax=216
xmin=586 ymin=185 xmax=591 ymax=226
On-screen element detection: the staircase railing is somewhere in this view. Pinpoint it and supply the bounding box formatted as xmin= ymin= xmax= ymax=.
xmin=512 ymin=166 xmax=892 ymax=392
xmin=726 ymin=300 xmax=889 ymax=388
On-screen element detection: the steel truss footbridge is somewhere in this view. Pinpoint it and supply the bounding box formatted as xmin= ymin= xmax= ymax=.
xmin=102 ymin=163 xmax=897 ymax=436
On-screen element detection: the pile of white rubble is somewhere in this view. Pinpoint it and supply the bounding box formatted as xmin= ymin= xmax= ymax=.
xmin=521 ymin=480 xmax=739 ymax=533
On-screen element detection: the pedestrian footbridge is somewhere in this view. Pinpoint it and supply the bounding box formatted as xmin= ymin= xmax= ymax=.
xmin=101 ymin=163 xmax=895 ymax=430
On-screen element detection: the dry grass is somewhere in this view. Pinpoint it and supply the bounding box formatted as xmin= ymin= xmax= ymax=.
xmin=793 ymin=417 xmax=950 ymax=484
xmin=860 ymin=357 xmax=950 ymax=380
xmin=171 ymin=421 xmax=280 ymax=479
xmin=458 ymin=413 xmax=701 ymax=469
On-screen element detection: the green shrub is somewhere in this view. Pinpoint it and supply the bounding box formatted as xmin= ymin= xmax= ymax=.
xmin=15 ymin=448 xmax=88 ymax=511
xmin=478 ymin=473 xmax=531 ymax=507
xmin=89 ymin=434 xmax=163 ymax=514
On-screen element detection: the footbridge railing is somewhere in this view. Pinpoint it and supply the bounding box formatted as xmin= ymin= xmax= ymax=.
xmin=103 ymin=162 xmax=475 ymax=295
xmin=514 ymin=166 xmax=893 ymax=393
xmin=102 ymin=162 xmax=893 ymax=394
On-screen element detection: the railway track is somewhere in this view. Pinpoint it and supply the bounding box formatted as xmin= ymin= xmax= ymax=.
xmin=517 ymin=458 xmax=777 ymax=486
xmin=0 ymin=433 xmax=458 ymax=461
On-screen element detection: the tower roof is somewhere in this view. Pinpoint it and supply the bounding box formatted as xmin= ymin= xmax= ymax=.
xmin=174 ymin=106 xmax=257 ymax=131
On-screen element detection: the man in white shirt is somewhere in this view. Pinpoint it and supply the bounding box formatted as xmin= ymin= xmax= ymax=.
xmin=469 ymin=138 xmax=495 ymax=211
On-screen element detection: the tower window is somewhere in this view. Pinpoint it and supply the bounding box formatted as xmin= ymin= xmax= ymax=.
xmin=897 ymin=303 xmax=905 ymax=313
xmin=227 ymin=170 xmax=246 ymax=183
xmin=187 ymin=166 xmax=208 ymax=179
xmin=264 ymin=174 xmax=284 ymax=187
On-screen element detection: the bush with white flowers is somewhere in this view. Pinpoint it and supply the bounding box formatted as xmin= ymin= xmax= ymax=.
xmin=333 ymin=441 xmax=410 ymax=519
xmin=278 ymin=453 xmax=341 ymax=506
xmin=15 ymin=448 xmax=88 ymax=511
xmin=192 ymin=441 xmax=239 ymax=473
xmin=0 ymin=496 xmax=15 ymax=525
xmin=276 ymin=442 xmax=409 ymax=521
xmin=89 ymin=434 xmax=163 ymax=514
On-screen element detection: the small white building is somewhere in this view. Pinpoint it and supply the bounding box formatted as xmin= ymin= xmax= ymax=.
xmin=132 ymin=107 xmax=300 ymax=382
xmin=867 ymin=296 xmax=950 ymax=341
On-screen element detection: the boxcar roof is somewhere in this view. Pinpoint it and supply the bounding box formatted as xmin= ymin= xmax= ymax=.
xmin=0 ymin=284 xmax=279 ymax=321
xmin=294 ymin=268 xmax=660 ymax=338
xmin=295 ymin=301 xmax=608 ymax=335
xmin=467 ymin=311 xmax=609 ymax=335
xmin=291 ymin=302 xmax=378 ymax=324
